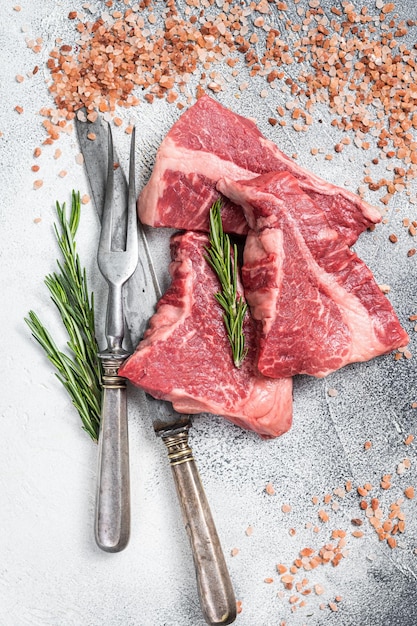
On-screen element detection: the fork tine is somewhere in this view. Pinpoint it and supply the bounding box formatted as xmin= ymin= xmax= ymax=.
xmin=98 ymin=124 xmax=115 ymax=254
xmin=126 ymin=127 xmax=138 ymax=255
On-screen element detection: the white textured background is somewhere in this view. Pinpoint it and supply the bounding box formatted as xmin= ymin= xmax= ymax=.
xmin=1 ymin=1 xmax=417 ymax=625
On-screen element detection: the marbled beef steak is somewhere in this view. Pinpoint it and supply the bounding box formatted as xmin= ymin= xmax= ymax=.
xmin=217 ymin=172 xmax=409 ymax=378
xmin=138 ymin=95 xmax=382 ymax=245
xmin=119 ymin=231 xmax=293 ymax=439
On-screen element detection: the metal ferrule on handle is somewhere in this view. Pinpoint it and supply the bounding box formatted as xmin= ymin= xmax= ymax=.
xmin=161 ymin=428 xmax=237 ymax=626
xmin=95 ymin=352 xmax=130 ymax=552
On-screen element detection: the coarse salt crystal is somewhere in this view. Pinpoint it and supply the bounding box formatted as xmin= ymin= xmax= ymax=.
xmin=379 ymin=284 xmax=391 ymax=294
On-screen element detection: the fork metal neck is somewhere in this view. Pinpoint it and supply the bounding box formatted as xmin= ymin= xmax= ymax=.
xmin=102 ymin=282 xmax=127 ymax=355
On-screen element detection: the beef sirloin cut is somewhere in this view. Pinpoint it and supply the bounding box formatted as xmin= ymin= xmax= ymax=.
xmin=217 ymin=172 xmax=409 ymax=378
xmin=119 ymin=231 xmax=293 ymax=439
xmin=138 ymin=95 xmax=381 ymax=245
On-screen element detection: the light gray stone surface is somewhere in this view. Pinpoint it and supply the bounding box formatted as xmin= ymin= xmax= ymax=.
xmin=1 ymin=1 xmax=417 ymax=625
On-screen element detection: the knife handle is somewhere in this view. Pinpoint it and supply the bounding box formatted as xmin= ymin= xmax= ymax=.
xmin=162 ymin=430 xmax=236 ymax=626
xmin=95 ymin=356 xmax=130 ymax=552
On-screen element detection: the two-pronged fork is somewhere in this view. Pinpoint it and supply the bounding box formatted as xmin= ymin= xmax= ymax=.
xmin=95 ymin=126 xmax=138 ymax=552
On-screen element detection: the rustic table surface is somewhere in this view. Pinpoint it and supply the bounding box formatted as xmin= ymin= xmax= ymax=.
xmin=2 ymin=1 xmax=417 ymax=625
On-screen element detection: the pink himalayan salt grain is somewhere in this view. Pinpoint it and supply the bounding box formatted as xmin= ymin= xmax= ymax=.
xmin=265 ymin=483 xmax=276 ymax=495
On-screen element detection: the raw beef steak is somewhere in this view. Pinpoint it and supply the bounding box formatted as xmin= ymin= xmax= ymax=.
xmin=217 ymin=172 xmax=409 ymax=378
xmin=119 ymin=231 xmax=293 ymax=439
xmin=139 ymin=95 xmax=381 ymax=245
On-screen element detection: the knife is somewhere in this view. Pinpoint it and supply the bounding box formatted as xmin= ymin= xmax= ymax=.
xmin=75 ymin=113 xmax=237 ymax=626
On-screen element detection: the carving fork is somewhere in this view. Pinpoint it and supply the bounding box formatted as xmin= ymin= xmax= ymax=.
xmin=95 ymin=126 xmax=138 ymax=552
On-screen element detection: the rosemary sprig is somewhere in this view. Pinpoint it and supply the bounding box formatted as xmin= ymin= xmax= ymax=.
xmin=205 ymin=199 xmax=248 ymax=368
xmin=25 ymin=191 xmax=102 ymax=442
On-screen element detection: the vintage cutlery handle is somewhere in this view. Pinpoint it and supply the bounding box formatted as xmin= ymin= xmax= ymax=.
xmin=95 ymin=356 xmax=130 ymax=552
xmin=162 ymin=430 xmax=236 ymax=626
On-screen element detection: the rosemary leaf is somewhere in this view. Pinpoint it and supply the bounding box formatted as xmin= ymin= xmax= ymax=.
xmin=25 ymin=191 xmax=102 ymax=442
xmin=205 ymin=200 xmax=248 ymax=368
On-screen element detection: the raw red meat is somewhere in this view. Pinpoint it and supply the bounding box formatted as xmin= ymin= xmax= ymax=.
xmin=138 ymin=95 xmax=381 ymax=245
xmin=217 ymin=172 xmax=409 ymax=378
xmin=119 ymin=231 xmax=293 ymax=439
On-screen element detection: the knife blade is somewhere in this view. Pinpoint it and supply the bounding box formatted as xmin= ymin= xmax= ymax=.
xmin=75 ymin=113 xmax=236 ymax=625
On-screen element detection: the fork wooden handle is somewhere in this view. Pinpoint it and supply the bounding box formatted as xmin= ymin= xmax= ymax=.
xmin=162 ymin=431 xmax=237 ymax=625
xmin=95 ymin=356 xmax=130 ymax=552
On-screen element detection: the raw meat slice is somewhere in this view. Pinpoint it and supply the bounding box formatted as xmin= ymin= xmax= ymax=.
xmin=138 ymin=95 xmax=381 ymax=245
xmin=119 ymin=231 xmax=293 ymax=439
xmin=217 ymin=172 xmax=409 ymax=378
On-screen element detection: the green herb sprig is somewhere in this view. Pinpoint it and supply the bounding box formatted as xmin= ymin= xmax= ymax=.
xmin=25 ymin=191 xmax=102 ymax=442
xmin=205 ymin=200 xmax=248 ymax=368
